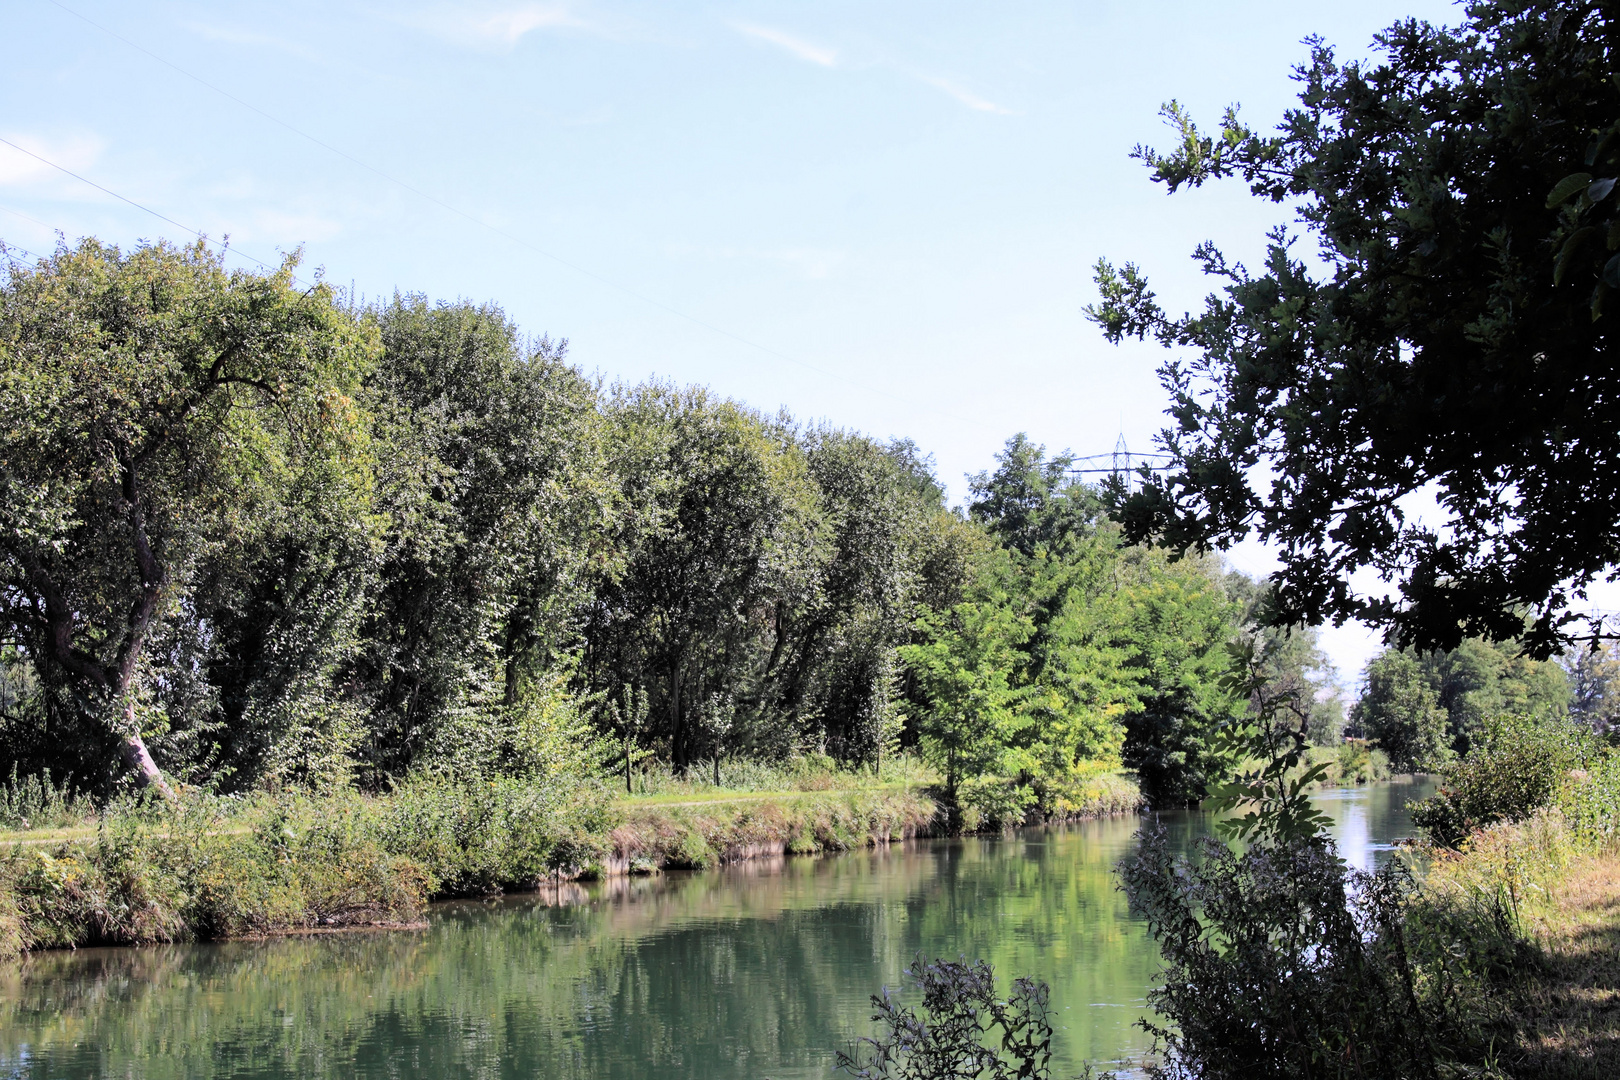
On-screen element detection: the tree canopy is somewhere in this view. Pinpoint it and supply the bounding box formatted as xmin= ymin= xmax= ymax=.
xmin=0 ymin=239 xmax=374 ymax=793
xmin=1089 ymin=0 xmax=1620 ymax=657
xmin=0 ymin=240 xmax=1272 ymax=807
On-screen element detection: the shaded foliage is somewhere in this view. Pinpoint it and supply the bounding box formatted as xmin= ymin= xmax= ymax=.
xmin=1120 ymin=830 xmax=1453 ymax=1080
xmin=836 ymin=957 xmax=1062 ymax=1080
xmin=1091 ymin=0 xmax=1620 ymax=658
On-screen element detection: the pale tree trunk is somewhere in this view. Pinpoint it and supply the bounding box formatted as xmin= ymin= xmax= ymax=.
xmin=112 ymin=455 xmax=176 ymax=802
xmin=117 ymin=692 xmax=176 ymax=801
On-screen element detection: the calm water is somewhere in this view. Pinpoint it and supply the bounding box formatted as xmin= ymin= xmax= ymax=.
xmin=0 ymin=779 xmax=1434 ymax=1080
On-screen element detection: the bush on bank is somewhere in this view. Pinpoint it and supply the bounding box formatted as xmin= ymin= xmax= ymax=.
xmin=1108 ymin=713 xmax=1620 ymax=1080
xmin=1410 ymin=713 xmax=1597 ymax=849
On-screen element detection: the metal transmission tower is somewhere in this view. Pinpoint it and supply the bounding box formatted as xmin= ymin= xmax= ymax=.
xmin=1067 ymin=434 xmax=1174 ymax=493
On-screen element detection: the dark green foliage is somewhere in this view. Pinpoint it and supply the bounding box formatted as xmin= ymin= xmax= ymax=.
xmin=1120 ymin=829 xmax=1458 ymax=1080
xmin=784 ymin=428 xmax=944 ymax=763
xmin=1352 ymin=652 xmax=1454 ymax=772
xmin=1352 ymin=640 xmax=1570 ymax=769
xmin=1562 ymin=640 xmax=1620 ymax=733
xmin=915 ymin=435 xmax=1246 ymax=814
xmin=1203 ymin=641 xmax=1333 ymax=845
xmin=836 ymin=957 xmax=1064 ymax=1080
xmin=1411 ymin=713 xmax=1590 ymax=848
xmin=1113 ymin=562 xmax=1243 ymax=806
xmin=967 ymin=432 xmax=1102 ymax=558
xmin=0 ymin=241 xmax=1248 ymax=824
xmin=581 ymin=383 xmax=823 ymax=769
xmin=354 ymin=295 xmax=606 ymax=779
xmin=1090 ymin=0 xmax=1620 ymax=659
xmin=0 ymin=238 xmax=375 ymax=795
xmin=1417 ymin=640 xmax=1571 ymax=755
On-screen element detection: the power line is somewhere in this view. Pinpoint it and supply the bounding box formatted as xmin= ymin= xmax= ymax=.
xmin=0 ymin=241 xmax=50 ymax=265
xmin=0 ymin=202 xmax=55 ymax=234
xmin=0 ymin=136 xmax=300 ymax=282
xmin=44 ymin=0 xmax=944 ymax=417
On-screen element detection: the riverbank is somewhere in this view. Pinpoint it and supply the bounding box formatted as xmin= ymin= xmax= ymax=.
xmin=1413 ymin=813 xmax=1620 ymax=1078
xmin=0 ymin=768 xmax=1142 ymax=960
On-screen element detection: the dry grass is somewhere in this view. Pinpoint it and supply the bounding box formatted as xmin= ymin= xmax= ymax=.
xmin=1506 ymin=851 xmax=1620 ymax=1078
xmin=1418 ymin=814 xmax=1620 ymax=1078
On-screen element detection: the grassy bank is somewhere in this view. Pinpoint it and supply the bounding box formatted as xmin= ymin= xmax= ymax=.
xmin=0 ymin=781 xmax=918 ymax=960
xmin=0 ymin=757 xmax=1145 ymax=960
xmin=1409 ymin=810 xmax=1620 ymax=1078
xmin=1388 ymin=741 xmax=1620 ymax=1079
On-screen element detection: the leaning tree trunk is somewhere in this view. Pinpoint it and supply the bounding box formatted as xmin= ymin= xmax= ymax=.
xmin=114 ymin=681 xmax=176 ymax=801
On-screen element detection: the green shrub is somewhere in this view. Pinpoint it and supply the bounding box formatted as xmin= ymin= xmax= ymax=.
xmin=1330 ymin=741 xmax=1391 ymax=785
xmin=5 ymin=829 xmax=187 ymax=950
xmin=1119 ymin=827 xmax=1470 ymax=1079
xmin=1 ymin=788 xmax=433 ymax=953
xmin=1412 ymin=714 xmax=1589 ymax=848
xmin=957 ymin=775 xmax=1036 ymax=832
xmin=376 ymin=773 xmax=608 ymax=895
xmin=669 ymin=828 xmax=715 ymax=869
xmin=1556 ymin=750 xmax=1620 ymax=849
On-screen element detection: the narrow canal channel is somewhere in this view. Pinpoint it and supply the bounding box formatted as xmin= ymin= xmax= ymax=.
xmin=1 ymin=778 xmax=1434 ymax=1080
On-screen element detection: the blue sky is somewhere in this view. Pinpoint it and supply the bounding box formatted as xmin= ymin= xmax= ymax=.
xmin=2 ymin=0 xmax=1465 ymax=684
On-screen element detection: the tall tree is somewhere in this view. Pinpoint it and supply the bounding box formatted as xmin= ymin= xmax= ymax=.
xmin=1112 ymin=551 xmax=1243 ymax=805
xmin=786 ymin=428 xmax=942 ymax=762
xmin=1352 ymin=638 xmax=1569 ymax=763
xmin=1351 ymin=651 xmax=1453 ymax=772
xmin=0 ymin=239 xmax=374 ymax=793
xmin=898 ymin=556 xmax=1034 ymax=806
xmin=584 ymin=384 xmax=821 ymax=770
xmin=967 ymin=433 xmax=1101 ymax=558
xmin=353 ymin=296 xmax=605 ymax=777
xmin=1563 ymin=640 xmax=1620 ymax=733
xmin=1089 ymin=0 xmax=1620 ymax=657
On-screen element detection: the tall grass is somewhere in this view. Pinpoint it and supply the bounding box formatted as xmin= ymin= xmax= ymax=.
xmin=623 ymin=752 xmax=934 ymax=797
xmin=0 ymin=767 xmax=94 ymax=831
xmin=1400 ymin=744 xmax=1620 ymax=1077
xmin=0 ymin=766 xmax=942 ymax=960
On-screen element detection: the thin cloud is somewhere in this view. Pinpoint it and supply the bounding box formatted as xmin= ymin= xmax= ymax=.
xmin=0 ymin=133 xmax=103 ymax=189
xmin=182 ymin=22 xmax=322 ymax=62
xmin=398 ymin=3 xmax=587 ymax=48
xmin=731 ymin=23 xmax=837 ymax=67
xmin=911 ymin=74 xmax=1015 ymax=115
xmin=480 ymin=4 xmax=580 ymax=41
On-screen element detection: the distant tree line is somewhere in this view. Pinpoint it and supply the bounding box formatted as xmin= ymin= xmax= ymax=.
xmin=1348 ymin=636 xmax=1620 ymax=773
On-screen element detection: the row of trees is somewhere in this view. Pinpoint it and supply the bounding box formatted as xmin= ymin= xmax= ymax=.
xmin=1348 ymin=636 xmax=1620 ymax=772
xmin=1 ymin=238 xmax=1339 ymax=808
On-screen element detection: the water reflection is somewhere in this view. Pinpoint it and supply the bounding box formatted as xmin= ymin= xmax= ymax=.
xmin=0 ymin=779 xmax=1434 ymax=1080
